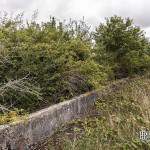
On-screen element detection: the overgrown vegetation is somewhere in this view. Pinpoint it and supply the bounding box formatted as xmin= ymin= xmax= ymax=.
xmin=45 ymin=75 xmax=150 ymax=150
xmin=0 ymin=109 xmax=27 ymax=125
xmin=0 ymin=13 xmax=150 ymax=124
xmin=94 ymin=16 xmax=150 ymax=78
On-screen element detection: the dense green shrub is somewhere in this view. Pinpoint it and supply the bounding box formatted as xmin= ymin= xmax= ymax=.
xmin=94 ymin=16 xmax=150 ymax=79
xmin=0 ymin=14 xmax=149 ymax=114
xmin=0 ymin=14 xmax=107 ymax=112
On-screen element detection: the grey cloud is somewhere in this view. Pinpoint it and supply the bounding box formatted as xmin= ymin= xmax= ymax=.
xmin=110 ymin=0 xmax=150 ymax=27
xmin=0 ymin=0 xmax=36 ymax=10
xmin=1 ymin=0 xmax=150 ymax=29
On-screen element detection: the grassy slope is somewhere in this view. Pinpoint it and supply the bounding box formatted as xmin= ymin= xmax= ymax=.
xmin=36 ymin=75 xmax=150 ymax=150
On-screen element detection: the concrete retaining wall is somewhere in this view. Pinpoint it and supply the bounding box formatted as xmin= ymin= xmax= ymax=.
xmin=0 ymin=80 xmax=128 ymax=150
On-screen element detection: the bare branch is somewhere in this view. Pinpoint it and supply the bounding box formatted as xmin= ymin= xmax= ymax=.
xmin=0 ymin=104 xmax=10 ymax=113
xmin=0 ymin=75 xmax=43 ymax=109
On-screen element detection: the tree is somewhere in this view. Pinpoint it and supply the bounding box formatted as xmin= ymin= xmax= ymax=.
xmin=0 ymin=13 xmax=107 ymax=112
xmin=94 ymin=16 xmax=150 ymax=78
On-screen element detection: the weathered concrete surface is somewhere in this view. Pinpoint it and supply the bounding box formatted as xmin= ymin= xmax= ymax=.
xmin=0 ymin=79 xmax=129 ymax=150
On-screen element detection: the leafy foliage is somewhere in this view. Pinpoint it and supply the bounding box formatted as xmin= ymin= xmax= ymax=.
xmin=0 ymin=13 xmax=149 ymax=116
xmin=94 ymin=16 xmax=150 ymax=78
xmin=0 ymin=14 xmax=107 ymax=112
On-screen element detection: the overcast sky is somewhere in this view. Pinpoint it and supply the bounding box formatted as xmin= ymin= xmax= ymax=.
xmin=0 ymin=0 xmax=150 ymax=37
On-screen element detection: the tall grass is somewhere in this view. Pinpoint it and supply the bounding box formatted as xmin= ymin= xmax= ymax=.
xmin=47 ymin=76 xmax=150 ymax=150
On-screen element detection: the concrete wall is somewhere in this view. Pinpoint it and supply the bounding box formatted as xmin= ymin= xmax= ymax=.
xmin=0 ymin=80 xmax=128 ymax=150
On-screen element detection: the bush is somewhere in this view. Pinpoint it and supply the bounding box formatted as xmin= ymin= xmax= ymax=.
xmin=0 ymin=14 xmax=107 ymax=112
xmin=94 ymin=15 xmax=150 ymax=78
